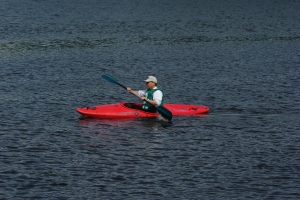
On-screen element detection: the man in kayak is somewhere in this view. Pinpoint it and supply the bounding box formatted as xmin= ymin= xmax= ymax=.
xmin=127 ymin=76 xmax=164 ymax=113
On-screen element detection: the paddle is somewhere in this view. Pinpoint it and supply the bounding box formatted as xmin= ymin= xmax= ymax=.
xmin=101 ymin=74 xmax=172 ymax=121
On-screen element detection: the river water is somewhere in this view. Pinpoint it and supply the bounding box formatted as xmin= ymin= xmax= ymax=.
xmin=1 ymin=0 xmax=300 ymax=199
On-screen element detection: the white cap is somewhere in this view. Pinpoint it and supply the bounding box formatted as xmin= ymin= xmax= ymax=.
xmin=143 ymin=76 xmax=157 ymax=83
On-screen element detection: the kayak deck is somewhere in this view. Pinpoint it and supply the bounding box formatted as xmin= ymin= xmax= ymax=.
xmin=76 ymin=102 xmax=209 ymax=118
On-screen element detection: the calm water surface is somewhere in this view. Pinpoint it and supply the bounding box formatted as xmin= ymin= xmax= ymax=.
xmin=1 ymin=0 xmax=300 ymax=199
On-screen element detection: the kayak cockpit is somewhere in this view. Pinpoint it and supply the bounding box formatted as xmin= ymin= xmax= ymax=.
xmin=123 ymin=102 xmax=157 ymax=113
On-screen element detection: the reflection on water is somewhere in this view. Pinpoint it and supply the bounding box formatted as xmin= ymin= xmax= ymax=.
xmin=77 ymin=117 xmax=171 ymax=128
xmin=77 ymin=117 xmax=172 ymax=146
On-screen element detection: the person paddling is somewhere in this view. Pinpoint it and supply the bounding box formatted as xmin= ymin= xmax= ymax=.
xmin=127 ymin=76 xmax=164 ymax=113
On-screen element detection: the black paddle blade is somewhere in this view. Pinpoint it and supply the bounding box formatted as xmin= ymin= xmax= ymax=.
xmin=101 ymin=74 xmax=118 ymax=84
xmin=157 ymin=106 xmax=172 ymax=121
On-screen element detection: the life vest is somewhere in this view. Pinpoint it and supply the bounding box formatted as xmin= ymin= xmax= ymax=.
xmin=142 ymin=88 xmax=164 ymax=112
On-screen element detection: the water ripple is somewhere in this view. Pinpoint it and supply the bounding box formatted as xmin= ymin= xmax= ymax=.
xmin=1 ymin=35 xmax=300 ymax=52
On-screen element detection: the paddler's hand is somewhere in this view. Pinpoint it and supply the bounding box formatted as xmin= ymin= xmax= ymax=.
xmin=140 ymin=97 xmax=146 ymax=101
xmin=127 ymin=89 xmax=139 ymax=96
xmin=141 ymin=98 xmax=158 ymax=106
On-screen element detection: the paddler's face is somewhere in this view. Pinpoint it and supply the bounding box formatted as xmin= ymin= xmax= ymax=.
xmin=146 ymin=81 xmax=155 ymax=89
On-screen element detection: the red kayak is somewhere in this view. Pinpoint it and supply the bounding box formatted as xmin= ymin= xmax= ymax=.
xmin=76 ymin=102 xmax=209 ymax=118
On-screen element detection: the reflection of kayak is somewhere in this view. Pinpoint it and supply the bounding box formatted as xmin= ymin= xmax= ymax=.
xmin=77 ymin=117 xmax=163 ymax=128
xmin=76 ymin=102 xmax=209 ymax=118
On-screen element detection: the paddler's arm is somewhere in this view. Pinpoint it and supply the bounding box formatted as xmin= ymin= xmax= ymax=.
xmin=127 ymin=88 xmax=157 ymax=105
xmin=127 ymin=87 xmax=139 ymax=96
xmin=140 ymin=97 xmax=159 ymax=106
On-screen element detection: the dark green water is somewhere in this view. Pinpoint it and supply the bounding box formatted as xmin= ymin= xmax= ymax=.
xmin=1 ymin=0 xmax=299 ymax=199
